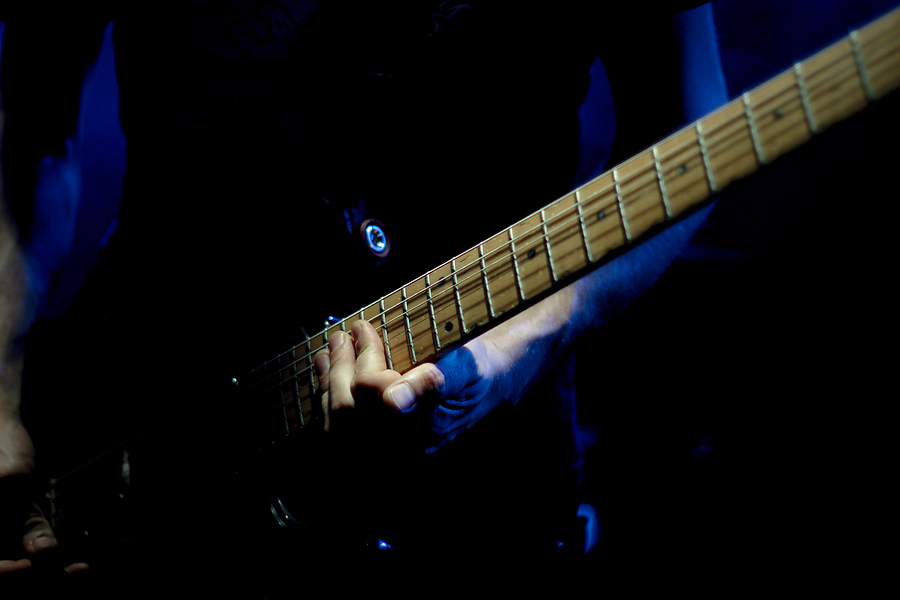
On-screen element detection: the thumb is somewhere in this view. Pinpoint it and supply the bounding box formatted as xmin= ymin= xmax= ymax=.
xmin=385 ymin=346 xmax=482 ymax=412
xmin=382 ymin=361 xmax=447 ymax=412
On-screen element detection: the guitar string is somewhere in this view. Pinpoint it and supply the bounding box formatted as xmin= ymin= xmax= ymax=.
xmin=350 ymin=37 xmax=892 ymax=338
xmin=48 ymin=19 xmax=900 ymax=488
xmin=238 ymin=32 xmax=894 ymax=400
xmin=308 ymin=39 xmax=882 ymax=341
xmin=240 ymin=51 xmax=882 ymax=405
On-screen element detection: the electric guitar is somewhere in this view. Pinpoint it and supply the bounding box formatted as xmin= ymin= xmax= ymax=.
xmin=29 ymin=4 xmax=900 ymax=594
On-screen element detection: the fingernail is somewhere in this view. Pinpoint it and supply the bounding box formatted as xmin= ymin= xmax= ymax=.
xmin=389 ymin=383 xmax=416 ymax=412
xmin=30 ymin=534 xmax=58 ymax=552
xmin=328 ymin=331 xmax=345 ymax=352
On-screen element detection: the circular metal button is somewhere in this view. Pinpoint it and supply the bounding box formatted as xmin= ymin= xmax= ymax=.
xmin=360 ymin=218 xmax=390 ymax=258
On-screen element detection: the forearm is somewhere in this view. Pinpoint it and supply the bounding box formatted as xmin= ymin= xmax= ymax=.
xmin=1 ymin=100 xmax=37 ymax=479
xmin=478 ymin=206 xmax=710 ymax=387
xmin=0 ymin=102 xmax=30 ymax=419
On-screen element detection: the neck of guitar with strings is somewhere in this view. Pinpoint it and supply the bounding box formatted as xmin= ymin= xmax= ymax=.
xmin=230 ymin=5 xmax=900 ymax=444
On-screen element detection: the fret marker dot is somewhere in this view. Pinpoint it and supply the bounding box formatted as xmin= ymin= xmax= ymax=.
xmin=597 ymin=210 xmax=606 ymax=221
xmin=774 ymin=107 xmax=785 ymax=119
xmin=677 ymin=164 xmax=688 ymax=175
xmin=445 ymin=321 xmax=454 ymax=332
xmin=527 ymin=248 xmax=537 ymax=260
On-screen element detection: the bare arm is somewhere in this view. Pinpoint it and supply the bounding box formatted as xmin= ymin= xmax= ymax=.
xmin=0 ymin=13 xmax=105 ymax=574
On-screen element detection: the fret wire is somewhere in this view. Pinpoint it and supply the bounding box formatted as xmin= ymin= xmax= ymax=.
xmin=803 ymin=59 xmax=871 ymax=108
xmin=574 ymin=190 xmax=594 ymax=262
xmin=793 ymin=63 xmax=820 ymax=134
xmin=241 ymin=22 xmax=900 ymax=396
xmin=401 ymin=286 xmax=417 ymax=365
xmin=651 ymin=145 xmax=673 ymax=218
xmin=540 ymin=209 xmax=558 ymax=283
xmin=862 ymin=22 xmax=900 ymax=79
xmin=611 ymin=168 xmax=632 ymax=241
xmin=479 ymin=243 xmax=496 ymax=319
xmin=425 ymin=273 xmax=442 ymax=351
xmin=695 ymin=121 xmax=718 ymax=193
xmin=380 ymin=297 xmax=393 ymax=371
xmin=742 ymin=92 xmax=767 ymax=165
xmin=451 ymin=258 xmax=468 ymax=334
xmin=757 ymin=64 xmax=864 ymax=141
xmin=508 ymin=227 xmax=525 ymax=302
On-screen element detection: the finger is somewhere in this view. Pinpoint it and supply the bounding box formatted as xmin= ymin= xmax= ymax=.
xmin=64 ymin=562 xmax=90 ymax=574
xmin=314 ymin=349 xmax=331 ymax=395
xmin=350 ymin=320 xmax=400 ymax=392
xmin=0 ymin=558 xmax=33 ymax=574
xmin=325 ymin=330 xmax=356 ymax=417
xmin=22 ymin=502 xmax=58 ymax=554
xmin=383 ymin=362 xmax=446 ymax=412
xmin=314 ymin=349 xmax=332 ymax=431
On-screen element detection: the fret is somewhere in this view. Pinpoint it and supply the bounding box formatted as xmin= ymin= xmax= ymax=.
xmin=508 ymin=227 xmax=525 ymax=303
xmin=478 ymin=243 xmax=496 ymax=319
xmin=379 ymin=297 xmax=393 ymax=371
xmin=383 ymin=290 xmax=411 ymax=372
xmin=573 ymin=189 xmax=594 ymax=263
xmin=544 ymin=192 xmax=589 ymax=279
xmin=540 ymin=209 xmax=557 ymax=284
xmin=700 ymin=101 xmax=760 ymax=189
xmin=850 ymin=30 xmax=877 ymax=101
xmin=616 ymin=150 xmax=667 ymax=238
xmin=742 ymin=92 xmax=767 ymax=165
xmin=451 ymin=258 xmax=468 ymax=335
xmin=511 ymin=213 xmax=553 ymax=300
xmin=576 ymin=172 xmax=627 ymax=262
xmin=611 ymin=168 xmax=632 ymax=242
xmin=651 ymin=145 xmax=673 ymax=218
xmin=426 ymin=263 xmax=462 ymax=348
xmin=456 ymin=245 xmax=490 ymax=329
xmin=481 ymin=231 xmax=519 ymax=316
xmin=424 ymin=273 xmax=441 ymax=351
xmin=656 ymin=127 xmax=712 ymax=216
xmin=695 ymin=121 xmax=718 ymax=193
xmin=401 ymin=286 xmax=416 ymax=365
xmin=793 ymin=63 xmax=820 ymax=134
xmin=802 ymin=39 xmax=868 ymax=131
xmin=857 ymin=8 xmax=900 ymax=98
xmin=745 ymin=70 xmax=812 ymax=162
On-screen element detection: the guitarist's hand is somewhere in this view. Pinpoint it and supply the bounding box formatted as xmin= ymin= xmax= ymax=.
xmin=316 ymin=285 xmax=577 ymax=453
xmin=0 ymin=413 xmax=88 ymax=576
xmin=314 ymin=208 xmax=712 ymax=452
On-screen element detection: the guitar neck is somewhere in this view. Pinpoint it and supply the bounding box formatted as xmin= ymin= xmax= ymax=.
xmin=235 ymin=5 xmax=900 ymax=440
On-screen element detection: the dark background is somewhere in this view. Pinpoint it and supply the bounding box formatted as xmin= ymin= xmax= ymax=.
xmin=1 ymin=0 xmax=895 ymax=317
xmin=1 ymin=0 xmax=895 ymax=595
